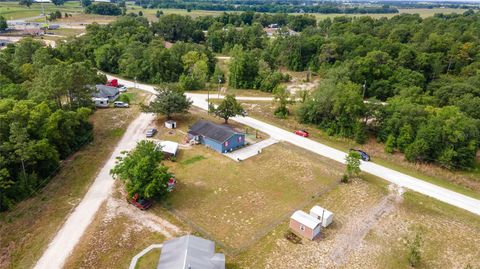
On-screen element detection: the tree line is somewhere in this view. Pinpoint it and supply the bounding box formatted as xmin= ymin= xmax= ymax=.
xmin=0 ymin=38 xmax=104 ymax=211
xmin=134 ymin=0 xmax=399 ymax=14
xmin=61 ymin=10 xmax=480 ymax=169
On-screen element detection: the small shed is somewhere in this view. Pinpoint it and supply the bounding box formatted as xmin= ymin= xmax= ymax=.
xmin=165 ymin=120 xmax=177 ymax=129
xmin=289 ymin=210 xmax=321 ymax=240
xmin=188 ymin=120 xmax=245 ymax=153
xmin=310 ymin=205 xmax=334 ymax=228
xmin=156 ymin=141 xmax=179 ymax=157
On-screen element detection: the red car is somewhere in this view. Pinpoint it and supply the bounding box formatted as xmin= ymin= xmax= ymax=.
xmin=294 ymin=130 xmax=309 ymax=137
xmin=128 ymin=193 xmax=153 ymax=210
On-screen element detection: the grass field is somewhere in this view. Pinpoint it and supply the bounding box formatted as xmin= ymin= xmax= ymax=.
xmin=0 ymin=1 xmax=83 ymax=20
xmin=0 ymin=1 xmax=469 ymax=23
xmin=0 ymin=89 xmax=149 ymax=269
xmin=231 ymin=176 xmax=480 ymax=268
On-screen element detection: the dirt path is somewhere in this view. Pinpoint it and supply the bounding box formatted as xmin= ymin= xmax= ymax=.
xmin=105 ymin=196 xmax=180 ymax=239
xmin=329 ymin=185 xmax=404 ymax=265
xmin=33 ymin=112 xmax=156 ymax=269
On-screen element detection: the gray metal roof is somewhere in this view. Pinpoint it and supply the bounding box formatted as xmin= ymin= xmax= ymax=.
xmin=157 ymin=235 xmax=225 ymax=269
xmin=93 ymin=85 xmax=119 ymax=99
xmin=188 ymin=120 xmax=240 ymax=144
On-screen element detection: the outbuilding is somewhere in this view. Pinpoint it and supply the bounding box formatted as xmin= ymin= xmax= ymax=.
xmin=188 ymin=120 xmax=246 ymax=153
xmin=165 ymin=120 xmax=177 ymax=129
xmin=289 ymin=210 xmax=322 ymax=240
xmin=309 ymin=205 xmax=334 ymax=228
xmin=156 ymin=141 xmax=179 ymax=158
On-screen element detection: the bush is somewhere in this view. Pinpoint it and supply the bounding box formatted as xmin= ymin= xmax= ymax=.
xmin=408 ymin=233 xmax=422 ymax=267
xmin=179 ymin=74 xmax=204 ymax=91
xmin=384 ymin=134 xmax=395 ymax=153
xmin=118 ymin=94 xmax=131 ymax=104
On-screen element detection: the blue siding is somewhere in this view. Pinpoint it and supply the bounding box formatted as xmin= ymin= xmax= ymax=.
xmin=221 ymin=134 xmax=246 ymax=153
xmin=203 ymin=137 xmax=224 ymax=152
xmin=192 ymin=133 xmax=246 ymax=153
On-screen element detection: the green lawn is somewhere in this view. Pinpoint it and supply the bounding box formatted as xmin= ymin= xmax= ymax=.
xmin=0 ymin=2 xmax=83 ymax=20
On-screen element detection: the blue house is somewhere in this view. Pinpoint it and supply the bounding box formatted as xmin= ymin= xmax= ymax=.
xmin=188 ymin=120 xmax=246 ymax=153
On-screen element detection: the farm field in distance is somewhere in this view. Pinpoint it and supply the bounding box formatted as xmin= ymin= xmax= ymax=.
xmin=0 ymin=1 xmax=469 ymax=22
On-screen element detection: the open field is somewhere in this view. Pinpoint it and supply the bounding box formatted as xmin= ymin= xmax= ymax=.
xmin=0 ymin=1 xmax=83 ymax=20
xmin=0 ymin=1 xmax=469 ymax=24
xmin=0 ymin=89 xmax=148 ymax=269
xmin=232 ymin=177 xmax=480 ymax=268
xmin=238 ymin=100 xmax=480 ymax=201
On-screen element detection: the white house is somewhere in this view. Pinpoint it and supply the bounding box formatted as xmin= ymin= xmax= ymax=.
xmin=33 ymin=0 xmax=52 ymax=3
xmin=289 ymin=210 xmax=322 ymax=240
xmin=309 ymin=205 xmax=334 ymax=228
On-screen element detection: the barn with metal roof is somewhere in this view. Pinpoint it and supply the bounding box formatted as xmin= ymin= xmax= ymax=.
xmin=188 ymin=120 xmax=246 ymax=153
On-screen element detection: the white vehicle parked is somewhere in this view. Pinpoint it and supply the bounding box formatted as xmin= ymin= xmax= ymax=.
xmin=119 ymin=86 xmax=128 ymax=93
xmin=114 ymin=101 xmax=129 ymax=108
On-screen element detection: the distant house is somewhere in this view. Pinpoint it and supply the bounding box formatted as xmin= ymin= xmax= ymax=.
xmin=188 ymin=120 xmax=246 ymax=153
xmin=289 ymin=210 xmax=322 ymax=240
xmin=155 ymin=141 xmax=179 ymax=158
xmin=92 ymin=85 xmax=119 ymax=107
xmin=33 ymin=0 xmax=52 ymax=3
xmin=94 ymin=85 xmax=119 ymax=100
xmin=157 ymin=235 xmax=225 ymax=269
xmin=310 ymin=205 xmax=334 ymax=228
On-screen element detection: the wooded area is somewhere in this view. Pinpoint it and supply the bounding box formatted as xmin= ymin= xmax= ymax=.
xmin=0 ymin=38 xmax=104 ymax=211
xmin=64 ymin=11 xmax=480 ymax=170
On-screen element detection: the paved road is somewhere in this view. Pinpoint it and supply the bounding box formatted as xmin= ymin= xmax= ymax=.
xmin=34 ymin=112 xmax=156 ymax=269
xmin=110 ymin=75 xmax=480 ymax=216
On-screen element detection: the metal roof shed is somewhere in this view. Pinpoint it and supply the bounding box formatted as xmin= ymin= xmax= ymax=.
xmin=157 ymin=235 xmax=225 ymax=269
xmin=310 ymin=205 xmax=334 ymax=228
xmin=289 ymin=210 xmax=321 ymax=240
xmin=156 ymin=141 xmax=179 ymax=157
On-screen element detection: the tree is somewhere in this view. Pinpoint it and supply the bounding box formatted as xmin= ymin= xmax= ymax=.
xmin=345 ymin=151 xmax=361 ymax=181
xmin=142 ymin=86 xmax=192 ymax=119
xmin=228 ymin=45 xmax=259 ymax=89
xmin=209 ymin=94 xmax=245 ymax=124
xmin=155 ymin=10 xmax=163 ymax=18
xmin=0 ymin=16 xmax=7 ymax=31
xmin=110 ymin=140 xmax=173 ymax=199
xmin=19 ymin=0 xmax=33 ymax=8
xmin=81 ymin=0 xmax=92 ymax=7
xmin=384 ymin=134 xmax=396 ymax=153
xmin=273 ymin=85 xmax=290 ymax=118
xmin=52 ymin=0 xmax=65 ymax=6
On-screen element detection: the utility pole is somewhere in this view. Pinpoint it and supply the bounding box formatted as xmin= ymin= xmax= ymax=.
xmin=362 ymin=80 xmax=367 ymax=99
